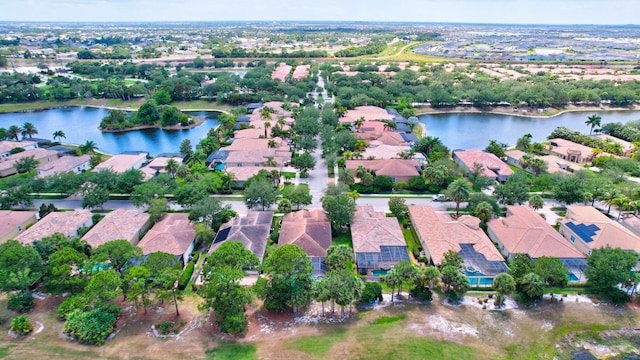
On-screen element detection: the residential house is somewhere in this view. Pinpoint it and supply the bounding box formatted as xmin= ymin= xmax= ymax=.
xmin=224 ymin=166 xmax=283 ymax=188
xmin=15 ymin=211 xmax=93 ymax=245
xmin=622 ymin=214 xmax=640 ymax=237
xmin=139 ymin=155 xmax=183 ymax=180
xmin=596 ymin=134 xmax=634 ymax=157
xmin=0 ymin=148 xmax=58 ymax=177
xmin=272 ymin=63 xmax=292 ymax=81
xmin=452 ymin=149 xmax=514 ymax=182
xmin=350 ymin=206 xmax=409 ymax=275
xmin=82 ymin=209 xmax=151 ymax=249
xmin=339 ymin=106 xmax=395 ymax=124
xmin=560 ymin=205 xmax=640 ymax=256
xmin=345 ymin=159 xmax=421 ymax=183
xmin=209 ymin=211 xmax=273 ymax=262
xmin=0 ymin=210 xmax=38 ymax=243
xmin=291 ymin=65 xmax=310 ymax=80
xmin=0 ymin=140 xmax=37 ymax=158
xmin=278 ymin=210 xmax=332 ymax=276
xmin=137 ymin=213 xmax=195 ymax=266
xmin=94 ymin=152 xmax=148 ymax=174
xmin=408 ymin=206 xmax=507 ymax=286
xmin=548 ymin=138 xmax=599 ymax=163
xmin=36 ymin=155 xmax=91 ymax=178
xmin=360 ymin=143 xmax=425 ymax=163
xmin=488 ymin=206 xmax=587 ymax=281
xmin=505 ymin=150 xmax=580 ymax=175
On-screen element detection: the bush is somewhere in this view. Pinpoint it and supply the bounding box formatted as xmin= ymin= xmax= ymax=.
xmin=178 ymin=261 xmax=195 ymax=290
xmin=7 ymin=291 xmax=34 ymax=312
xmin=58 ymin=295 xmax=91 ymax=320
xmin=63 ymin=306 xmax=119 ymax=346
xmin=409 ymin=286 xmax=433 ymax=301
xmin=445 ymin=290 xmax=462 ymax=303
xmin=11 ymin=315 xmax=34 ymax=335
xmin=155 ymin=320 xmax=181 ymax=335
xmin=360 ymin=282 xmax=383 ymax=303
xmin=373 ymin=176 xmax=393 ymax=192
xmin=607 ymin=288 xmax=631 ymax=304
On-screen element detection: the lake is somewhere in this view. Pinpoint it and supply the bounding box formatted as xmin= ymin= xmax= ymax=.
xmin=0 ymin=107 xmax=219 ymax=156
xmin=420 ymin=110 xmax=640 ymax=150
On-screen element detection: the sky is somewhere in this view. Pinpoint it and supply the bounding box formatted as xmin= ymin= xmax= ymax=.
xmin=0 ymin=0 xmax=638 ymax=25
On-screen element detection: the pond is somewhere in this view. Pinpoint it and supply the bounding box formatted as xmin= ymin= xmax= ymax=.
xmin=420 ymin=110 xmax=640 ymax=150
xmin=0 ymin=107 xmax=219 ymax=156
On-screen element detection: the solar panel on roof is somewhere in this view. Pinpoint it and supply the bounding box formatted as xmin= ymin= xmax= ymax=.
xmin=213 ymin=227 xmax=231 ymax=244
xmin=566 ymin=222 xmax=600 ymax=243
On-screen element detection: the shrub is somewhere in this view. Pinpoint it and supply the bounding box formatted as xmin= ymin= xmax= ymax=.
xmin=178 ymin=261 xmax=195 ymax=290
xmin=63 ymin=306 xmax=119 ymax=346
xmin=360 ymin=282 xmax=383 ymax=303
xmin=58 ymin=295 xmax=91 ymax=320
xmin=11 ymin=315 xmax=34 ymax=335
xmin=445 ymin=290 xmax=462 ymax=303
xmin=409 ymin=286 xmax=433 ymax=301
xmin=7 ymin=291 xmax=34 ymax=312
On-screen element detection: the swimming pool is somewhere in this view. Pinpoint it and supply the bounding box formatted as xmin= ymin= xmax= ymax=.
xmin=372 ymin=269 xmax=388 ymax=277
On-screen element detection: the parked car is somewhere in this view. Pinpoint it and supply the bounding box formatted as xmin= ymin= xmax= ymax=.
xmin=433 ymin=194 xmax=450 ymax=202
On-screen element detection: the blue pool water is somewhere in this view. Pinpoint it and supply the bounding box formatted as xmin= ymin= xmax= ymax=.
xmin=372 ymin=269 xmax=388 ymax=277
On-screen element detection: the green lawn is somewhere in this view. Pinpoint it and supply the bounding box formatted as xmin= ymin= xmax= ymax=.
xmin=285 ymin=329 xmax=348 ymax=356
xmin=402 ymin=227 xmax=422 ymax=257
xmin=333 ymin=231 xmax=353 ymax=248
xmin=206 ymin=342 xmax=256 ymax=360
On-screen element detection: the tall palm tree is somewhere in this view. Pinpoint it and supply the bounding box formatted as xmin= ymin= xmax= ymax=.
xmin=259 ymin=107 xmax=272 ymax=122
xmin=353 ymin=117 xmax=365 ymax=132
xmin=79 ymin=140 xmax=98 ymax=154
xmin=267 ymin=139 xmax=277 ymax=148
xmin=219 ymin=171 xmax=236 ymax=193
xmin=53 ymin=130 xmax=66 ymax=143
xmin=264 ymin=121 xmax=271 ymax=138
xmin=585 ymin=114 xmax=602 ymax=135
xmin=7 ymin=125 xmax=21 ymax=141
xmin=419 ymin=136 xmax=443 ymax=157
xmin=446 ymin=178 xmax=472 ymax=217
xmin=21 ymin=122 xmax=38 ymax=139
xmin=164 ymin=158 xmax=179 ymax=178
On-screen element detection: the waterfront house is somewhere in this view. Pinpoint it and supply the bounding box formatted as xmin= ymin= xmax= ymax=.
xmin=137 ymin=213 xmax=195 ymax=266
xmin=345 ymin=159 xmax=421 ymax=183
xmin=0 ymin=140 xmax=38 ymax=159
xmin=0 ymin=148 xmax=58 ymax=177
xmin=338 ymin=106 xmax=395 ymax=124
xmin=36 ymin=155 xmax=91 ymax=178
xmin=209 ymin=211 xmax=274 ymax=262
xmin=453 ymin=149 xmax=513 ymax=182
xmin=278 ymin=210 xmax=332 ymax=276
xmin=548 ymin=138 xmax=600 ymax=163
xmin=596 ymin=134 xmax=634 ymax=157
xmin=94 ymin=152 xmax=148 ymax=174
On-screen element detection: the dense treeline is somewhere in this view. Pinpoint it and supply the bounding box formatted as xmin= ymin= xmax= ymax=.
xmin=99 ymin=101 xmax=193 ymax=130
xmin=211 ymin=47 xmax=328 ymax=59
xmin=334 ymin=41 xmax=387 ymax=58
xmin=321 ymin=63 xmax=640 ymax=109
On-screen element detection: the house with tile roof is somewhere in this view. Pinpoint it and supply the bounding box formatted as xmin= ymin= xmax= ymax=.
xmin=94 ymin=152 xmax=148 ymax=174
xmin=0 ymin=140 xmax=37 ymax=158
xmin=560 ymin=205 xmax=640 ymax=256
xmin=36 ymin=155 xmax=91 ymax=178
xmin=351 ymin=206 xmax=409 ymax=275
xmin=278 ymin=210 xmax=332 ymax=276
xmin=0 ymin=210 xmax=38 ymax=243
xmin=505 ymin=149 xmax=581 ymax=175
xmin=291 ymin=64 xmax=310 ymax=80
xmin=137 ymin=213 xmax=195 ymax=266
xmin=488 ymin=206 xmax=587 ymax=281
xmin=548 ymin=138 xmax=600 ymax=164
xmin=453 ymin=149 xmax=514 ymax=182
xmin=82 ymin=209 xmax=151 ymax=249
xmin=0 ymin=148 xmax=58 ymax=177
xmin=345 ymin=159 xmax=421 ymax=183
xmin=339 ymin=106 xmax=395 ymax=124
xmin=15 ymin=211 xmax=93 ymax=245
xmin=408 ymin=206 xmax=507 ymax=286
xmin=224 ymin=166 xmax=283 ymax=188
xmin=139 ymin=155 xmax=183 ymax=180
xmin=209 ymin=211 xmax=274 ymax=262
xmin=272 ymin=63 xmax=292 ymax=81
xmin=596 ymin=134 xmax=634 ymax=157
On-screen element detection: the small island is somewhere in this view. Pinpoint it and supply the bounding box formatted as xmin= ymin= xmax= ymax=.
xmin=99 ymin=100 xmax=201 ymax=132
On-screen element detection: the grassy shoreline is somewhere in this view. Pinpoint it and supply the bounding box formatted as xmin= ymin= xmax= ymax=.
xmin=0 ymin=99 xmax=232 ymax=115
xmin=415 ymin=104 xmax=639 ymax=119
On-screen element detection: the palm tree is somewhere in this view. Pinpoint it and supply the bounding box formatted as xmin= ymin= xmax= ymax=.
xmin=21 ymin=122 xmax=38 ymax=139
xmin=267 ymin=139 xmax=277 ymax=148
xmin=353 ymin=117 xmax=365 ymax=132
xmin=79 ymin=140 xmax=98 ymax=154
xmin=164 ymin=159 xmax=179 ymax=178
xmin=53 ymin=130 xmax=66 ymax=143
xmin=585 ymin=114 xmax=602 ymax=135
xmin=7 ymin=125 xmax=21 ymax=141
xmin=176 ymin=164 xmax=190 ymax=179
xmin=259 ymin=107 xmax=272 ymax=122
xmin=446 ymin=178 xmax=472 ymax=217
xmin=219 ymin=171 xmax=236 ymax=193
xmin=264 ymin=121 xmax=271 ymax=138
xmin=474 ymin=202 xmax=493 ymax=223
xmin=264 ymin=156 xmax=277 ymax=167
xmin=418 ymin=136 xmax=443 ymax=157
xmin=383 ymin=121 xmax=397 ymax=131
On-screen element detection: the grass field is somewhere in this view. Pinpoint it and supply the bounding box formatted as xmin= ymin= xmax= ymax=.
xmin=333 ymin=231 xmax=353 ymax=248
xmin=0 ymin=99 xmax=231 ymax=114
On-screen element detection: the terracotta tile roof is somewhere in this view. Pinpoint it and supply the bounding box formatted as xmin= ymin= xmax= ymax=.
xmin=0 ymin=140 xmax=37 ymax=154
xmin=622 ymin=215 xmax=640 ymax=237
xmin=234 ymin=128 xmax=268 ymax=139
xmin=36 ymin=155 xmax=91 ymax=178
xmin=408 ymin=206 xmax=505 ymax=265
xmin=271 ymin=63 xmax=292 ymax=81
xmin=209 ymin=211 xmax=274 ymax=261
xmin=0 ymin=148 xmax=58 ymax=172
xmin=224 ymin=150 xmax=291 ymax=166
xmin=540 ymin=155 xmax=581 ymax=174
xmin=278 ymin=210 xmax=332 ymax=257
xmin=222 ymin=138 xmax=288 ymax=152
xmin=15 ymin=211 xmax=92 ymax=245
xmin=291 ymin=65 xmax=310 ymax=80
xmin=339 ymin=106 xmax=395 ymax=123
xmin=596 ymin=134 xmax=634 ymax=153
xmin=144 ymin=156 xmax=183 ymax=171
xmin=137 ymin=213 xmax=195 ymax=256
xmin=94 ymin=153 xmax=147 ymax=173
xmin=82 ymin=209 xmax=150 ymax=248
xmin=361 ymin=144 xmax=412 ymax=160
xmin=225 ymin=166 xmax=283 ymax=181
xmin=351 ymin=206 xmax=406 ymax=253
xmin=345 ymin=159 xmax=420 ymax=177
xmin=0 ymin=210 xmax=37 ymax=239
xmin=453 ymin=150 xmax=514 ymax=178
xmin=549 ymin=138 xmax=614 ymax=161
xmin=488 ymin=206 xmax=585 ymax=259
xmin=563 ymin=206 xmax=640 ymax=253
